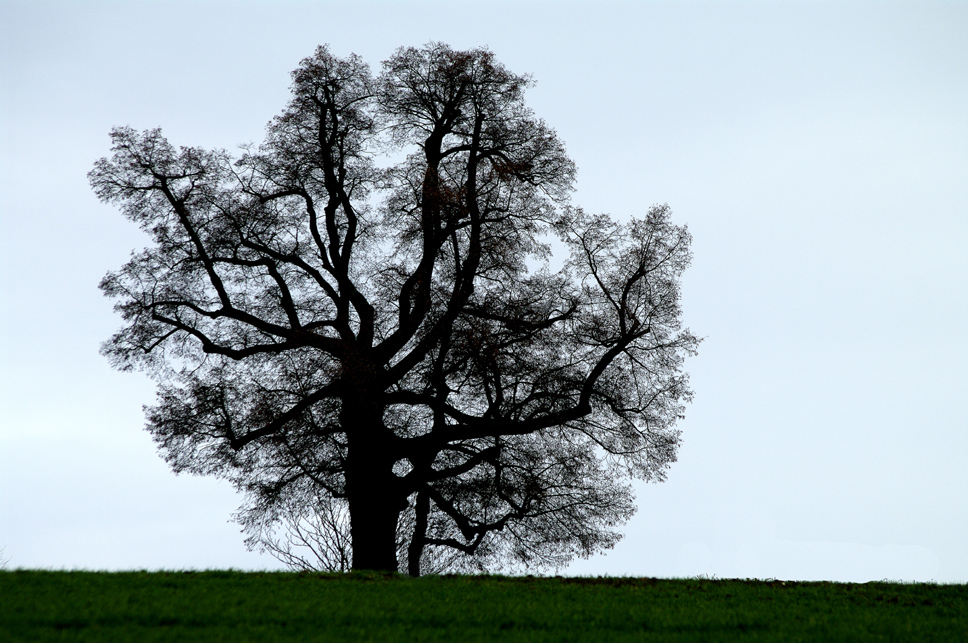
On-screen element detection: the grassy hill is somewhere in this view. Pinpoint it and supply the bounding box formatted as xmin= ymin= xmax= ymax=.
xmin=2 ymin=570 xmax=965 ymax=641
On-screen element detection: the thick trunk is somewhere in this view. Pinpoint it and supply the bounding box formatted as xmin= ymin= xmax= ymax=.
xmin=346 ymin=482 xmax=401 ymax=572
xmin=342 ymin=390 xmax=404 ymax=572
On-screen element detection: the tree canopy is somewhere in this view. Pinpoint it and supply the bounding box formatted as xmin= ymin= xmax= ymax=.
xmin=90 ymin=43 xmax=699 ymax=575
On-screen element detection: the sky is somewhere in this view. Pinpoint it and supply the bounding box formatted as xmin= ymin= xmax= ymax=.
xmin=1 ymin=0 xmax=966 ymax=581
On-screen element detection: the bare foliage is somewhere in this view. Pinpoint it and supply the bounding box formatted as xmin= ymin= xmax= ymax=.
xmin=91 ymin=43 xmax=700 ymax=575
xmin=241 ymin=487 xmax=353 ymax=573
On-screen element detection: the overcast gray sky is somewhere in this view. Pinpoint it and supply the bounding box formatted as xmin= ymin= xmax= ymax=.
xmin=1 ymin=0 xmax=966 ymax=581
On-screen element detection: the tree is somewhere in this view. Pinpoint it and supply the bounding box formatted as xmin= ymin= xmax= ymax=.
xmin=91 ymin=43 xmax=699 ymax=575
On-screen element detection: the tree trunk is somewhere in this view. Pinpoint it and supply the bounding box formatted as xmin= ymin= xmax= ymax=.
xmin=346 ymin=479 xmax=401 ymax=572
xmin=407 ymin=490 xmax=430 ymax=576
xmin=343 ymin=392 xmax=404 ymax=572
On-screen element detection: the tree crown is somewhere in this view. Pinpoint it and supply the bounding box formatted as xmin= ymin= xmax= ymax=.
xmin=91 ymin=43 xmax=699 ymax=574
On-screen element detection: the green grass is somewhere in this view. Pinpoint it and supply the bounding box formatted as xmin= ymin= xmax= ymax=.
xmin=2 ymin=570 xmax=966 ymax=642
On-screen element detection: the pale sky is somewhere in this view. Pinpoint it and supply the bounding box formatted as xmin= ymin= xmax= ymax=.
xmin=1 ymin=1 xmax=966 ymax=581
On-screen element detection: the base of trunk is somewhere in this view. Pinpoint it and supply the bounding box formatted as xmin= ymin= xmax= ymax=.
xmin=348 ymin=495 xmax=401 ymax=572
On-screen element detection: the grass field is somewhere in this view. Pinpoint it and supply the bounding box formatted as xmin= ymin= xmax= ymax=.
xmin=2 ymin=570 xmax=966 ymax=642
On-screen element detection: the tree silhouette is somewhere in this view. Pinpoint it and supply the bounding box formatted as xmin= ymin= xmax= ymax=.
xmin=91 ymin=43 xmax=699 ymax=574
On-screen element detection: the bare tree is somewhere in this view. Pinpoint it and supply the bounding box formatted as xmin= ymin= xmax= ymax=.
xmin=91 ymin=43 xmax=699 ymax=574
xmin=241 ymin=486 xmax=353 ymax=572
